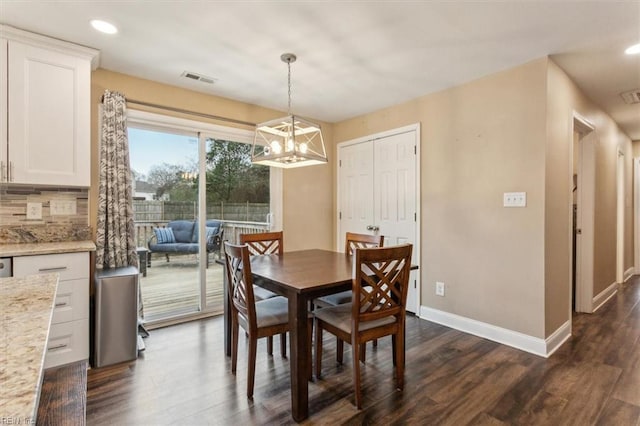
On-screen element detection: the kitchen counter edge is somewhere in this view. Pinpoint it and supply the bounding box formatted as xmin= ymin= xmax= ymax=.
xmin=0 ymin=273 xmax=59 ymax=421
xmin=0 ymin=240 xmax=96 ymax=257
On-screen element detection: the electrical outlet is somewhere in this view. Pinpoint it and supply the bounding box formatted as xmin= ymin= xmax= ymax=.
xmin=436 ymin=281 xmax=445 ymax=297
xmin=26 ymin=202 xmax=43 ymax=220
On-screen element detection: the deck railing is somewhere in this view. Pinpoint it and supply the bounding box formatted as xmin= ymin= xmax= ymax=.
xmin=134 ymin=219 xmax=270 ymax=248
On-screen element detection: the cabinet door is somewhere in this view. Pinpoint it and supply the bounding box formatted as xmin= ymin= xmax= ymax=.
xmin=7 ymin=40 xmax=90 ymax=186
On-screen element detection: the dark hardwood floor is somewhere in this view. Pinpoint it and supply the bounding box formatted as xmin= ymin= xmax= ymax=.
xmin=85 ymin=276 xmax=640 ymax=425
xmin=38 ymin=360 xmax=87 ymax=425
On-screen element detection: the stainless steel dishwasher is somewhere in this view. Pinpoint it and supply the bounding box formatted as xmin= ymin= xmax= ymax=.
xmin=0 ymin=257 xmax=12 ymax=278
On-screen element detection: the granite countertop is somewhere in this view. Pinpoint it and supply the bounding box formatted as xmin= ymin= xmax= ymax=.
xmin=0 ymin=240 xmax=96 ymax=257
xmin=0 ymin=273 xmax=58 ymax=422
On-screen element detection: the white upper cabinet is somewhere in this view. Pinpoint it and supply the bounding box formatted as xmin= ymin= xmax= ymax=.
xmin=0 ymin=25 xmax=99 ymax=186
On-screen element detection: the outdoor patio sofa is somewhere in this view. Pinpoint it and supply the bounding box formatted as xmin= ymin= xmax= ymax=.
xmin=147 ymin=219 xmax=224 ymax=267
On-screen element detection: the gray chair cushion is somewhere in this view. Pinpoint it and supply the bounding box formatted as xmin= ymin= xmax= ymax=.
xmin=314 ymin=303 xmax=395 ymax=334
xmin=315 ymin=290 xmax=352 ymax=307
xmin=255 ymin=296 xmax=289 ymax=328
xmin=253 ymin=285 xmax=278 ymax=301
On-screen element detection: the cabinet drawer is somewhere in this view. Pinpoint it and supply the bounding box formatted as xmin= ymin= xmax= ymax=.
xmin=52 ymin=278 xmax=88 ymax=324
xmin=14 ymin=252 xmax=89 ymax=280
xmin=45 ymin=320 xmax=88 ymax=369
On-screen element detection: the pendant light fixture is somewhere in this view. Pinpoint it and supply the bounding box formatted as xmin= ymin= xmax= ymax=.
xmin=252 ymin=53 xmax=328 ymax=168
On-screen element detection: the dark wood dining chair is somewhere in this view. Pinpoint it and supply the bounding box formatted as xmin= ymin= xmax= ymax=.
xmin=314 ymin=244 xmax=413 ymax=409
xmin=239 ymin=231 xmax=285 ymax=356
xmin=315 ymin=232 xmax=384 ymax=308
xmin=314 ymin=232 xmax=384 ymax=362
xmin=224 ymin=241 xmax=310 ymax=398
xmin=240 ymin=230 xmax=284 ymax=256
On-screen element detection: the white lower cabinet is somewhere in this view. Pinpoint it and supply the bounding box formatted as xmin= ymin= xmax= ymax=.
xmin=14 ymin=252 xmax=89 ymax=368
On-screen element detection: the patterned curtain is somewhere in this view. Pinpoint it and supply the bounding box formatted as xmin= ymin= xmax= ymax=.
xmin=96 ymin=90 xmax=138 ymax=270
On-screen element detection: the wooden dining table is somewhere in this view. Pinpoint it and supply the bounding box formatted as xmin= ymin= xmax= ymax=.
xmin=223 ymin=249 xmax=354 ymax=422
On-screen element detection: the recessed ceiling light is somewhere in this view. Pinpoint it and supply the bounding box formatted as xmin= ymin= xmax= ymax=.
xmin=625 ymin=43 xmax=640 ymax=55
xmin=90 ymin=19 xmax=118 ymax=35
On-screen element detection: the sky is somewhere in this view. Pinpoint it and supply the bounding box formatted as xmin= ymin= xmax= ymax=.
xmin=128 ymin=127 xmax=198 ymax=179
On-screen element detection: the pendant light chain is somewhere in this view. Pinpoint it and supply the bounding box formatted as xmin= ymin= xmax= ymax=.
xmin=287 ymin=60 xmax=292 ymax=116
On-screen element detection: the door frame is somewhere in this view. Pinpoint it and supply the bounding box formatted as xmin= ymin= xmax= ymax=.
xmin=616 ymin=150 xmax=625 ymax=283
xmin=336 ymin=123 xmax=421 ymax=313
xmin=571 ymin=112 xmax=596 ymax=313
xmin=635 ymin=157 xmax=640 ymax=275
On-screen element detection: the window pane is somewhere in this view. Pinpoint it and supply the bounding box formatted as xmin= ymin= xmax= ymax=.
xmin=129 ymin=127 xmax=199 ymax=202
xmin=205 ymin=138 xmax=270 ymax=222
xmin=129 ymin=127 xmax=202 ymax=321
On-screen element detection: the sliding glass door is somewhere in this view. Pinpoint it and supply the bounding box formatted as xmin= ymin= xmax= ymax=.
xmin=127 ymin=110 xmax=277 ymax=325
xmin=128 ymin=126 xmax=203 ymax=321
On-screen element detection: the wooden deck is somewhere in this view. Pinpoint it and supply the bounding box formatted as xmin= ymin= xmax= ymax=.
xmin=140 ymin=253 xmax=225 ymax=322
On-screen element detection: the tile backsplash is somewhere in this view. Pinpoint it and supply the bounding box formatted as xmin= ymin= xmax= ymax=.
xmin=0 ymin=185 xmax=91 ymax=243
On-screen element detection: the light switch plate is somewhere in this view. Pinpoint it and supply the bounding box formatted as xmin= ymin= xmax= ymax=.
xmin=503 ymin=192 xmax=526 ymax=207
xmin=26 ymin=202 xmax=43 ymax=220
xmin=51 ymin=200 xmax=77 ymax=216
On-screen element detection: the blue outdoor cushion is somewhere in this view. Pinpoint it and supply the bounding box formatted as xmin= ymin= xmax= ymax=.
xmin=168 ymin=220 xmax=196 ymax=243
xmin=154 ymin=227 xmax=176 ymax=244
xmin=192 ymin=221 xmax=221 ymax=243
xmin=206 ymin=226 xmax=218 ymax=240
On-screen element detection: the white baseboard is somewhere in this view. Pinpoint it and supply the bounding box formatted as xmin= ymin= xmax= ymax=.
xmin=623 ymin=267 xmax=635 ymax=282
xmin=419 ymin=306 xmax=571 ymax=358
xmin=592 ymin=281 xmax=618 ymax=313
xmin=545 ymin=320 xmax=572 ymax=357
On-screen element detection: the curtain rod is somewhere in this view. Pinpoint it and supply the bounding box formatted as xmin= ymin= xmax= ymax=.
xmin=124 ymin=98 xmax=256 ymax=128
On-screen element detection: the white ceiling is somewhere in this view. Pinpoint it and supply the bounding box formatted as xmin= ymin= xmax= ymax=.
xmin=1 ymin=1 xmax=639 ymax=139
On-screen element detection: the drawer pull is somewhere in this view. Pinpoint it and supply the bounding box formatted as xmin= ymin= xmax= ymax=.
xmin=38 ymin=266 xmax=68 ymax=272
xmin=55 ymin=302 xmax=68 ymax=307
xmin=48 ymin=343 xmax=68 ymax=351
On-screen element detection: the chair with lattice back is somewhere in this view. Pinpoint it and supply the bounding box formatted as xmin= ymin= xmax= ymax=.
xmin=314 ymin=243 xmax=413 ymax=409
xmin=224 ymin=241 xmax=292 ymax=398
xmin=315 ymin=232 xmax=383 ymax=309
xmin=314 ymin=232 xmax=384 ymax=361
xmin=240 ymin=231 xmax=283 ymax=256
xmin=239 ymin=231 xmax=285 ymax=355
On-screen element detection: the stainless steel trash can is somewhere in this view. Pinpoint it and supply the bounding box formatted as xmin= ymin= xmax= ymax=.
xmin=94 ymin=266 xmax=139 ymax=368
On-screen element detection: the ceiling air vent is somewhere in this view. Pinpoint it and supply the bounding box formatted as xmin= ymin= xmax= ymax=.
xmin=620 ymin=89 xmax=640 ymax=105
xmin=181 ymin=71 xmax=216 ymax=85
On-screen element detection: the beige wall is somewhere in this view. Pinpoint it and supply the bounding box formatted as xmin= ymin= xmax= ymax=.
xmin=545 ymin=62 xmax=633 ymax=334
xmin=335 ymin=59 xmax=548 ymax=338
xmin=90 ymin=59 xmax=633 ymax=343
xmin=544 ymin=59 xmax=573 ymax=335
xmin=335 ymin=57 xmax=634 ymax=340
xmin=90 ymin=69 xmax=335 ymax=252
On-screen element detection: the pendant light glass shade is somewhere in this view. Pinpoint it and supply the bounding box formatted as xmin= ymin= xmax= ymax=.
xmin=252 ymin=54 xmax=327 ymax=168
